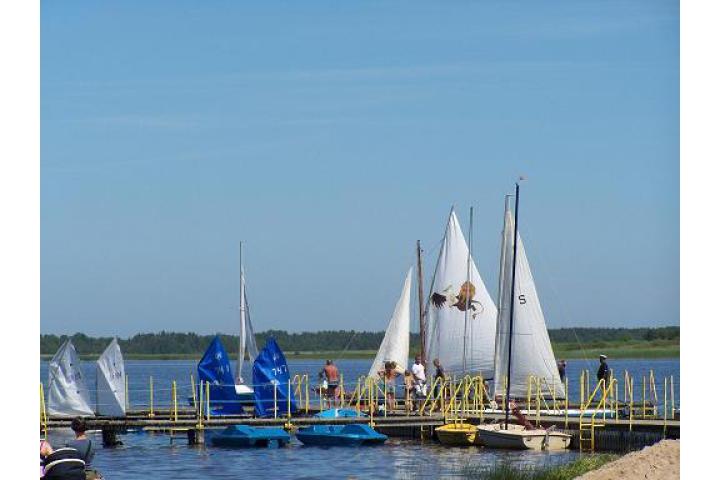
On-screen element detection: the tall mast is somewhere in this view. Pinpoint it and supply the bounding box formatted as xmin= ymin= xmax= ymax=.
xmin=504 ymin=183 xmax=521 ymax=429
xmin=416 ymin=240 xmax=426 ymax=365
xmin=462 ymin=207 xmax=473 ymax=375
xmin=237 ymin=241 xmax=245 ymax=384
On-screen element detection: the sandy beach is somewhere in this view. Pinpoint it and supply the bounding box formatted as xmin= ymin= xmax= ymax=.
xmin=578 ymin=439 xmax=679 ymax=480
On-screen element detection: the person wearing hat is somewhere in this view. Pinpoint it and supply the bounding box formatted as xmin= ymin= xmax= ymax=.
xmin=597 ymin=354 xmax=610 ymax=385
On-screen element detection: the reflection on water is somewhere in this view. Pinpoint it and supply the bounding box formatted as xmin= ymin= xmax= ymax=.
xmin=46 ymin=429 xmax=580 ymax=479
xmin=40 ymin=358 xmax=678 ymax=479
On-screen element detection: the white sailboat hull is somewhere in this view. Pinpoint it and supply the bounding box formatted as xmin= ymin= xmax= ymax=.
xmin=476 ymin=424 xmax=571 ymax=450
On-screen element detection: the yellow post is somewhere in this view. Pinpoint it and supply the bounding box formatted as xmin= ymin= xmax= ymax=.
xmin=526 ymin=375 xmax=532 ymax=414
xmin=339 ymin=374 xmax=345 ymax=408
xmin=40 ymin=383 xmax=47 ymax=440
xmin=615 ymin=381 xmax=619 ymax=420
xmin=440 ymin=379 xmax=446 ymax=414
xmin=125 ymin=374 xmax=129 ymax=411
xmin=369 ymin=380 xmax=375 ymax=427
xmin=197 ymin=380 xmax=204 ymax=428
xmin=670 ymin=375 xmax=675 ymax=419
xmin=663 ymin=377 xmax=668 ymax=437
xmin=580 ymin=370 xmax=585 ymax=405
xmin=273 ymin=382 xmax=278 ymax=419
xmin=172 ymin=380 xmax=178 ymax=423
xmin=190 ymin=374 xmax=197 ymax=409
xmin=642 ymin=375 xmax=647 ymax=419
xmin=564 ymin=375 xmax=569 ymax=430
xmin=287 ymin=378 xmax=292 ymax=420
xmin=382 ymin=376 xmax=387 ymax=417
xmin=629 ymin=377 xmax=634 ymax=432
xmin=535 ymin=377 xmax=540 ymax=426
xmin=205 ymin=380 xmax=210 ymax=421
xmin=305 ymin=374 xmax=310 ymax=414
xmin=149 ymin=376 xmax=155 ymax=418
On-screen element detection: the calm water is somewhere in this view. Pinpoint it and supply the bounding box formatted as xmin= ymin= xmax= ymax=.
xmin=40 ymin=358 xmax=679 ymax=479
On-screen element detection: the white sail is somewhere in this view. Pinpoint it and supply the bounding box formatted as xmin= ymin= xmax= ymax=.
xmin=47 ymin=340 xmax=94 ymax=417
xmin=368 ymin=268 xmax=412 ymax=378
xmin=237 ymin=268 xmax=259 ymax=384
xmin=493 ymin=207 xmax=565 ymax=399
xmin=96 ymin=338 xmax=127 ymax=416
xmin=426 ymin=210 xmax=498 ymax=378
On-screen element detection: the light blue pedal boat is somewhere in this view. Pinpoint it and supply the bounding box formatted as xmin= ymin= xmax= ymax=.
xmin=210 ymin=425 xmax=291 ymax=448
xmin=295 ymin=424 xmax=388 ymax=446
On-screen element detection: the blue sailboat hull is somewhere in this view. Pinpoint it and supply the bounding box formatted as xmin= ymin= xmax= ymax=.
xmin=295 ymin=424 xmax=388 ymax=446
xmin=210 ymin=425 xmax=291 ymax=448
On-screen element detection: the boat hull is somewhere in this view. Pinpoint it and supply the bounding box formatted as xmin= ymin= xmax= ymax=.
xmin=295 ymin=424 xmax=388 ymax=447
xmin=476 ymin=425 xmax=571 ymax=451
xmin=210 ymin=425 xmax=290 ymax=448
xmin=436 ymin=423 xmax=481 ymax=446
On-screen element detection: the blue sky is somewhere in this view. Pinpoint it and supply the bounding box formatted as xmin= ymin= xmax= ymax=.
xmin=41 ymin=0 xmax=678 ymax=336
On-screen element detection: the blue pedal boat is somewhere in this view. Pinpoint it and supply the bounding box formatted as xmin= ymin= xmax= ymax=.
xmin=314 ymin=408 xmax=367 ymax=419
xmin=295 ymin=424 xmax=388 ymax=446
xmin=210 ymin=425 xmax=291 ymax=448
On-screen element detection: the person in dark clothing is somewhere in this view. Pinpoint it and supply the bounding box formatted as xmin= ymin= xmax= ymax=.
xmin=66 ymin=417 xmax=94 ymax=465
xmin=41 ymin=440 xmax=86 ymax=480
xmin=597 ymin=355 xmax=610 ymax=384
xmin=557 ymin=359 xmax=567 ymax=384
xmin=432 ymin=358 xmax=446 ymax=398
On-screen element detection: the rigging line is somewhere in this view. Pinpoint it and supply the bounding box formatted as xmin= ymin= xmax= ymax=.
xmin=521 ymin=224 xmax=594 ymax=372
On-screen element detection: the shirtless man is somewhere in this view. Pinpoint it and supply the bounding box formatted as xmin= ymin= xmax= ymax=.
xmin=320 ymin=359 xmax=340 ymax=406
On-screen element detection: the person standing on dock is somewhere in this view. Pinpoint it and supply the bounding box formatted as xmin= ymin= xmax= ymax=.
xmin=557 ymin=359 xmax=567 ymax=384
xmin=411 ymin=355 xmax=427 ymax=397
xmin=320 ymin=360 xmax=341 ymax=407
xmin=597 ymin=355 xmax=610 ymax=385
xmin=378 ymin=361 xmax=402 ymax=411
xmin=432 ymin=358 xmax=446 ymax=397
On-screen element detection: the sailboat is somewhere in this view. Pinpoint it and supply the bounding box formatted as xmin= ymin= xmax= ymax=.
xmin=425 ymin=208 xmax=497 ymax=379
xmin=367 ymin=268 xmax=412 ymax=379
xmin=234 ymin=242 xmax=259 ymax=396
xmin=477 ymin=183 xmax=571 ymax=450
xmin=47 ymin=339 xmax=94 ymax=417
xmin=95 ymin=338 xmax=127 ymax=416
xmin=194 ymin=243 xmax=258 ymax=413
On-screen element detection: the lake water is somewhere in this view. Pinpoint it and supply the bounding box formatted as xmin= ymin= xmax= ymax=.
xmin=40 ymin=358 xmax=679 ymax=479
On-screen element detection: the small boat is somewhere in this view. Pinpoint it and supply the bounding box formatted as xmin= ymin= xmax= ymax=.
xmin=476 ymin=424 xmax=571 ymax=451
xmin=210 ymin=425 xmax=291 ymax=448
xmin=436 ymin=422 xmax=482 ymax=446
xmin=192 ymin=244 xmax=259 ymax=414
xmin=295 ymin=424 xmax=388 ymax=446
xmin=314 ymin=408 xmax=367 ymax=418
xmin=480 ymin=184 xmax=571 ymax=452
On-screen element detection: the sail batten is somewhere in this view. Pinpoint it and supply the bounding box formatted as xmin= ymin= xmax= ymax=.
xmin=368 ymin=268 xmax=412 ymax=378
xmin=426 ymin=210 xmax=498 ymax=378
xmin=493 ymin=208 xmax=565 ymax=399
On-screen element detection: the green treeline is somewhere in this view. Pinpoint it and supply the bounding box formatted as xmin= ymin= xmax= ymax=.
xmin=40 ymin=327 xmax=679 ymax=356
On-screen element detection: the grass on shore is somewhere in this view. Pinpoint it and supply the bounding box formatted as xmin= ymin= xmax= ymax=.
xmin=462 ymin=454 xmax=618 ymax=480
xmin=40 ymin=341 xmax=678 ymax=361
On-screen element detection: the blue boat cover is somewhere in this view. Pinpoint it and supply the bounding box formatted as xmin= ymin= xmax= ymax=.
xmin=314 ymin=408 xmax=367 ymax=418
xmin=197 ymin=336 xmax=244 ymax=415
xmin=252 ymin=338 xmax=297 ymax=417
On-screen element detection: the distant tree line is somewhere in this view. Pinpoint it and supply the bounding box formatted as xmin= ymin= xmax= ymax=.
xmin=40 ymin=326 xmax=679 ymax=356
